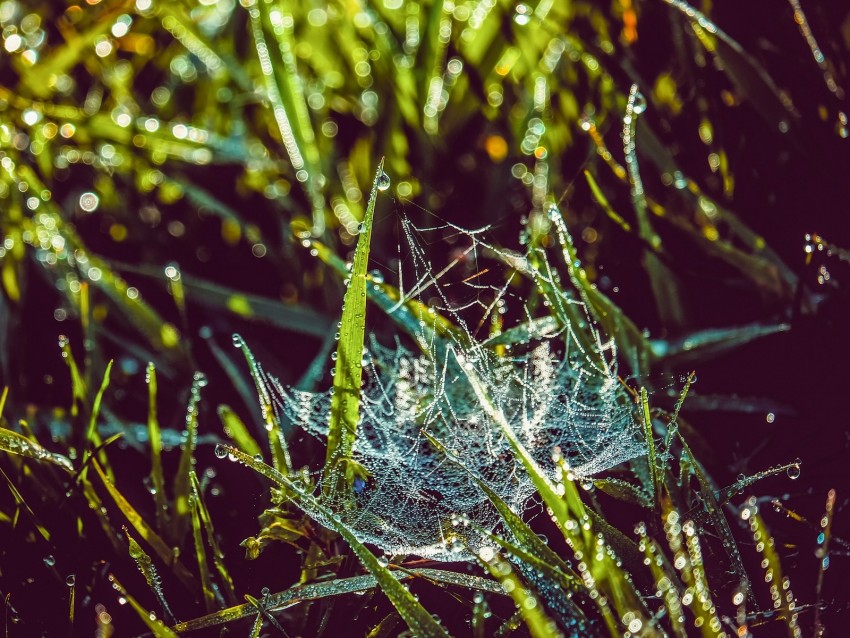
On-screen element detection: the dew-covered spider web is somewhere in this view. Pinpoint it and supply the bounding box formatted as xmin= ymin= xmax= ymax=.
xmin=255 ymin=209 xmax=644 ymax=561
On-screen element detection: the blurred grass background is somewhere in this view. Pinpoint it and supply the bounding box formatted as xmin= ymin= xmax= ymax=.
xmin=1 ymin=0 xmax=849 ymax=635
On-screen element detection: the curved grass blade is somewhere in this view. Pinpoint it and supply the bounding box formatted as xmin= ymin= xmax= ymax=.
xmin=213 ymin=445 xmax=450 ymax=638
xmin=636 ymin=523 xmax=688 ymax=638
xmin=649 ymin=323 xmax=790 ymax=368
xmin=108 ymin=574 xmax=179 ymax=638
xmin=547 ymin=204 xmax=651 ymax=375
xmin=0 ymin=427 xmax=73 ymax=473
xmin=190 ymin=471 xmax=237 ymax=604
xmin=323 ymin=160 xmax=385 ymax=496
xmin=232 ymin=339 xmax=291 ymax=473
xmin=125 ymin=527 xmax=176 ymax=624
xmin=478 ymin=550 xmax=560 ymax=638
xmin=0 ymin=465 xmax=51 ymax=542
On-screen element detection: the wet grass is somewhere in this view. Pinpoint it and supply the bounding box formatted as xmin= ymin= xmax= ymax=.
xmin=1 ymin=0 xmax=849 ymax=636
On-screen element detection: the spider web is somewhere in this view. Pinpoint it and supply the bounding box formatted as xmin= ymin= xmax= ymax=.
xmin=261 ymin=209 xmax=643 ymax=561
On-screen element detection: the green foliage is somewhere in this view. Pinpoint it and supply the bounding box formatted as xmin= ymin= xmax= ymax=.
xmin=0 ymin=0 xmax=846 ymax=635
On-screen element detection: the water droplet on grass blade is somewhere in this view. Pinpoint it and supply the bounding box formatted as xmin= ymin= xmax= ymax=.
xmin=377 ymin=171 xmax=391 ymax=191
xmin=787 ymin=459 xmax=801 ymax=480
xmin=214 ymin=444 xmax=227 ymax=459
xmin=632 ymin=92 xmax=647 ymax=114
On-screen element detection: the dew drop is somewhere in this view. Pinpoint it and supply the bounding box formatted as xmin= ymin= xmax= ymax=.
xmin=43 ymin=554 xmax=56 ymax=567
xmin=232 ymin=333 xmax=244 ymax=348
xmin=331 ymin=352 xmax=338 ymax=361
xmin=66 ymin=574 xmax=76 ymax=587
xmin=376 ymin=170 xmax=391 ymax=191
xmin=214 ymin=444 xmax=228 ymax=459
xmin=787 ymin=460 xmax=801 ymax=480
xmin=632 ymin=92 xmax=647 ymax=114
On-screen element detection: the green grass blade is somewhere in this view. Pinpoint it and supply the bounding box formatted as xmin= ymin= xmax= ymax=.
xmin=146 ymin=363 xmax=168 ymax=532
xmin=547 ymin=204 xmax=651 ymax=375
xmin=583 ymin=170 xmax=632 ymax=233
xmin=0 ymin=465 xmax=51 ymax=542
xmin=215 ymin=444 xmax=450 ymax=638
xmin=0 ymin=427 xmax=73 ymax=473
xmin=58 ymin=336 xmax=86 ymax=420
xmin=622 ymin=85 xmax=686 ymax=331
xmin=323 ymin=159 xmax=385 ymax=496
xmin=649 ymin=322 xmax=790 ymax=368
xmin=125 ymin=527 xmax=175 ymax=624
xmin=108 ymin=574 xmax=179 ymax=638
xmin=478 ymin=550 xmax=560 ymax=638
xmin=217 ymin=405 xmax=262 ymax=458
xmin=636 ymin=522 xmax=688 ymax=638
xmin=640 ymin=387 xmax=660 ymax=507
xmin=190 ymin=471 xmax=237 ymax=604
xmin=81 ymin=360 xmax=113 ymax=481
xmin=743 ymin=500 xmax=803 ymax=637
xmin=232 ymin=338 xmax=291 ymax=473
xmin=172 ymin=374 xmax=204 ymax=542
xmin=188 ymin=471 xmax=216 ymax=613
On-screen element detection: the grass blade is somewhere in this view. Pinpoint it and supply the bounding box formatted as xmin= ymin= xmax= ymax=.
xmin=0 ymin=427 xmax=73 ymax=473
xmin=478 ymin=549 xmax=560 ymax=638
xmin=188 ymin=471 xmax=216 ymax=613
xmin=125 ymin=527 xmax=175 ymax=624
xmin=146 ymin=363 xmax=168 ymax=532
xmin=190 ymin=471 xmax=237 ymax=604
xmin=323 ymin=159 xmax=385 ymax=496
xmin=172 ymin=374 xmax=205 ymax=542
xmin=108 ymin=574 xmax=179 ymax=638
